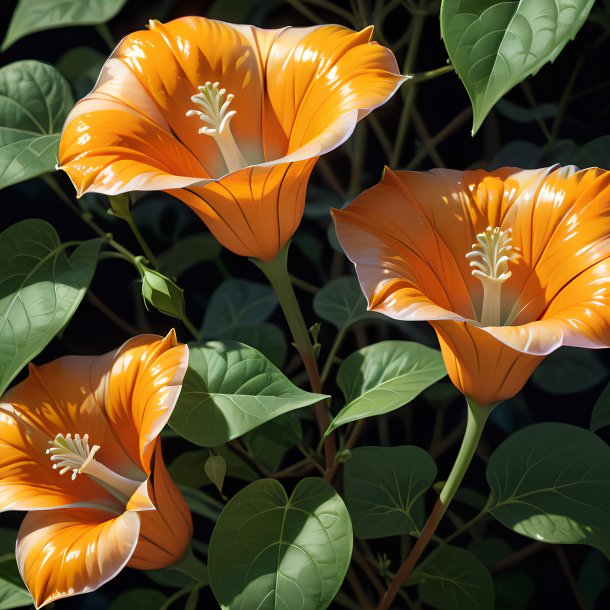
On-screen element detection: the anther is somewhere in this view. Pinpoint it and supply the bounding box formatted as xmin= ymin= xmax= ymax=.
xmin=465 ymin=226 xmax=516 ymax=326
xmin=186 ymin=81 xmax=247 ymax=173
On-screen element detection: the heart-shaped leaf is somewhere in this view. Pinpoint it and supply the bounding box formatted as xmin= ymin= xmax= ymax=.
xmin=0 ymin=61 xmax=73 ymax=189
xmin=328 ymin=341 xmax=446 ymax=434
xmin=2 ymin=0 xmax=128 ymax=50
xmin=487 ymin=423 xmax=610 ymax=557
xmin=0 ymin=220 xmax=100 ymax=395
xmin=408 ymin=546 xmax=494 ymax=610
xmin=441 ymin=0 xmax=595 ymax=134
xmin=313 ymin=276 xmax=374 ymax=330
xmin=209 ymin=478 xmax=352 ymax=610
xmin=344 ymin=445 xmax=437 ymax=539
xmin=169 ymin=341 xmax=326 ymax=447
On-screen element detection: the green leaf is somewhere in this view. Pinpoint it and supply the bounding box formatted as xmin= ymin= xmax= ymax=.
xmin=109 ymin=588 xmax=167 ymax=610
xmin=441 ymin=0 xmax=595 ymax=134
xmin=0 ymin=557 xmax=32 ymax=609
xmin=577 ymin=550 xmax=610 ymax=610
xmin=495 ymin=99 xmax=557 ymax=123
xmin=343 ymin=445 xmax=437 ymax=539
xmin=180 ymin=486 xmax=223 ymax=522
xmin=0 ymin=60 xmax=73 ymax=189
xmin=2 ymin=0 xmax=128 ymax=50
xmin=209 ymin=478 xmax=352 ymax=610
xmin=328 ymin=341 xmax=446 ymax=434
xmin=222 ymin=323 xmax=287 ymax=368
xmin=531 ymin=347 xmax=608 ymax=394
xmin=244 ymin=412 xmax=302 ymax=473
xmin=204 ymin=455 xmax=226 ymax=494
xmin=169 ymin=341 xmax=326 ymax=447
xmin=487 ymin=423 xmax=610 ymax=557
xmin=202 ymin=279 xmax=277 ymax=337
xmin=409 ymin=546 xmax=494 ymax=610
xmin=0 ymin=220 xmax=100 ymax=396
xmin=157 ymin=233 xmax=221 ymax=278
xmin=591 ymin=381 xmax=610 ymax=432
xmin=56 ymin=46 xmax=106 ymax=98
xmin=313 ymin=276 xmax=374 ymax=330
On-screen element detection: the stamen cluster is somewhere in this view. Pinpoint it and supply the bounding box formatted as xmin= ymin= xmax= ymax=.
xmin=186 ymin=82 xmax=236 ymax=136
xmin=466 ymin=226 xmax=514 ymax=282
xmin=46 ymin=433 xmax=100 ymax=480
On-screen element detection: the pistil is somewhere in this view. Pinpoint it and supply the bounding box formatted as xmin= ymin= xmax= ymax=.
xmin=47 ymin=433 xmax=142 ymax=503
xmin=465 ymin=226 xmax=515 ymax=327
xmin=186 ymin=81 xmax=247 ymax=173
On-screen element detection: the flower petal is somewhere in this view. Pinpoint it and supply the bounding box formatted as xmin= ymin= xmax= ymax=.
xmin=16 ymin=508 xmax=139 ymax=608
xmin=432 ymin=320 xmax=544 ymax=406
xmin=128 ymin=440 xmax=192 ymax=570
xmin=103 ymin=331 xmax=188 ymax=471
xmin=172 ymin=158 xmax=316 ymax=260
xmin=264 ymin=25 xmax=405 ymax=161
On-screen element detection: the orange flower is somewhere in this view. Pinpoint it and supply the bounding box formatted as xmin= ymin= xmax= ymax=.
xmin=58 ymin=17 xmax=405 ymax=261
xmin=333 ymin=166 xmax=610 ymax=406
xmin=0 ymin=332 xmax=191 ymax=608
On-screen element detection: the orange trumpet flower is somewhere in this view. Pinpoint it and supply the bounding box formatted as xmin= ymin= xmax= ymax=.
xmin=333 ymin=166 xmax=610 ymax=406
xmin=0 ymin=331 xmax=192 ymax=608
xmin=59 ymin=17 xmax=405 ymax=261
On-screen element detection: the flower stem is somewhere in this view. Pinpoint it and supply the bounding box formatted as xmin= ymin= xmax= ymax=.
xmin=375 ymin=398 xmax=493 ymax=610
xmin=252 ymin=243 xmax=337 ymax=478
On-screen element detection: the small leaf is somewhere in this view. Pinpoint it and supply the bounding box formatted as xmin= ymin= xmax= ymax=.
xmin=107 ymin=193 xmax=131 ymax=222
xmin=157 ymin=233 xmax=221 ymax=278
xmin=2 ymin=0 xmax=128 ymax=50
xmin=138 ymin=264 xmax=185 ymax=320
xmin=591 ymin=381 xmax=610 ymax=432
xmin=0 ymin=61 xmax=73 ymax=189
xmin=204 ymin=455 xmax=226 ymax=494
xmin=202 ymin=279 xmax=277 ymax=337
xmin=441 ymin=0 xmax=595 ymax=134
xmin=0 ymin=220 xmax=100 ymax=396
xmin=313 ymin=276 xmax=375 ymax=330
xmin=531 ymin=347 xmax=608 ymax=394
xmin=328 ymin=341 xmax=446 ymax=434
xmin=343 ymin=445 xmax=437 ymax=539
xmin=487 ymin=423 xmax=610 ymax=557
xmin=409 ymin=546 xmax=494 ymax=610
xmin=209 ymin=478 xmax=352 ymax=610
xmin=169 ymin=341 xmax=326 ymax=447
xmin=109 ymin=588 xmax=166 ymax=610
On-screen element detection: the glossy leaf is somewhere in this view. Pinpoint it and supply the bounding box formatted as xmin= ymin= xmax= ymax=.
xmin=409 ymin=546 xmax=494 ymax=610
xmin=487 ymin=423 xmax=610 ymax=557
xmin=169 ymin=341 xmax=326 ymax=447
xmin=222 ymin=323 xmax=287 ymax=368
xmin=441 ymin=0 xmax=595 ymax=134
xmin=591 ymin=381 xmax=610 ymax=432
xmin=2 ymin=0 xmax=128 ymax=50
xmin=202 ymin=279 xmax=277 ymax=337
xmin=209 ymin=478 xmax=352 ymax=610
xmin=0 ymin=61 xmax=73 ymax=189
xmin=0 ymin=558 xmax=32 ymax=609
xmin=531 ymin=347 xmax=608 ymax=394
xmin=328 ymin=341 xmax=446 ymax=434
xmin=343 ymin=446 xmax=437 ymax=539
xmin=313 ymin=276 xmax=374 ymax=330
xmin=0 ymin=220 xmax=100 ymax=396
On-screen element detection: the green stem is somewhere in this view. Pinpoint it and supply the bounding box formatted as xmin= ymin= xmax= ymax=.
xmin=321 ymin=326 xmax=347 ymax=383
xmin=390 ymin=8 xmax=425 ymax=167
xmin=410 ymin=64 xmax=454 ymax=84
xmin=124 ymin=215 xmax=159 ymax=268
xmin=95 ymin=23 xmax=115 ymax=51
xmin=375 ymin=398 xmax=493 ymax=610
xmin=252 ymin=243 xmax=337 ymax=478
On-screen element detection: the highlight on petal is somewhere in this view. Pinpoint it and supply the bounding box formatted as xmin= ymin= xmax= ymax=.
xmin=16 ymin=508 xmax=140 ymax=608
xmin=103 ymin=331 xmax=189 ymax=471
xmin=128 ymin=441 xmax=192 ymax=570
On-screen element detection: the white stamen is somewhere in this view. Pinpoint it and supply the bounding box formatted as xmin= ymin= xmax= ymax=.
xmin=186 ymin=81 xmax=247 ymax=173
xmin=47 ymin=433 xmax=142 ymax=502
xmin=465 ymin=226 xmax=516 ymax=326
